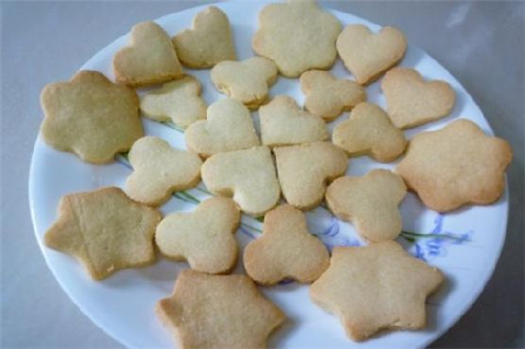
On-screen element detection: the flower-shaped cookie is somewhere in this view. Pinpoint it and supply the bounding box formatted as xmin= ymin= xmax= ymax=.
xmin=310 ymin=241 xmax=444 ymax=341
xmin=300 ymin=70 xmax=366 ymax=121
xmin=45 ymin=187 xmax=161 ymax=280
xmin=140 ymin=76 xmax=206 ymax=129
xmin=244 ymin=204 xmax=330 ymax=285
xmin=40 ymin=70 xmax=143 ymax=164
xmin=332 ymin=102 xmax=406 ymax=162
xmin=113 ymin=21 xmax=183 ymax=87
xmin=211 ymin=57 xmax=278 ymax=109
xmin=252 ymin=0 xmax=341 ymax=77
xmin=397 ymin=119 xmax=512 ymax=212
xmin=185 ymin=98 xmax=260 ymax=158
xmin=155 ymin=197 xmax=240 ymax=274
xmin=125 ymin=137 xmax=202 ymax=206
xmin=326 ymin=169 xmax=407 ymax=242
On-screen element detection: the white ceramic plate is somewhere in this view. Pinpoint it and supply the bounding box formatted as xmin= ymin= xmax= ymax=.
xmin=29 ymin=1 xmax=509 ymax=348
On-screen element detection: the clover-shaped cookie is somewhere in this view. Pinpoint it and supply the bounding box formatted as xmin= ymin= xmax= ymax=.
xmin=326 ymin=169 xmax=407 ymax=242
xmin=211 ymin=57 xmax=278 ymax=109
xmin=252 ymin=0 xmax=341 ymax=77
xmin=382 ymin=67 xmax=456 ymax=129
xmin=310 ymin=241 xmax=444 ymax=341
xmin=300 ymin=70 xmax=366 ymax=121
xmin=397 ymin=119 xmax=512 ymax=212
xmin=201 ymin=146 xmax=280 ymax=217
xmin=333 ymin=102 xmax=406 ymax=162
xmin=172 ymin=6 xmax=236 ymax=68
xmin=244 ymin=204 xmax=330 ymax=285
xmin=125 ymin=137 xmax=202 ymax=206
xmin=113 ymin=21 xmax=183 ymax=87
xmin=274 ymin=142 xmax=348 ymax=210
xmin=155 ymin=197 xmax=240 ymax=274
xmin=185 ymin=98 xmax=260 ymax=158
xmin=336 ymin=24 xmax=407 ymax=85
xmin=140 ymin=75 xmax=206 ymax=129
xmin=260 ymin=96 xmax=328 ymax=147
xmin=45 ymin=187 xmax=161 ymax=280
xmin=157 ymin=270 xmax=285 ymax=348
xmin=40 ymin=70 xmax=143 ymax=164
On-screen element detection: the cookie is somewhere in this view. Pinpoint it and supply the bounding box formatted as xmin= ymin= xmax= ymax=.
xmin=274 ymin=142 xmax=348 ymax=210
xmin=113 ymin=21 xmax=183 ymax=87
xmin=244 ymin=204 xmax=330 ymax=285
xmin=201 ymin=146 xmax=280 ymax=217
xmin=157 ymin=270 xmax=285 ymax=348
xmin=332 ymin=102 xmax=406 ymax=162
xmin=326 ymin=169 xmax=407 ymax=242
xmin=185 ymin=98 xmax=260 ymax=158
xmin=155 ymin=197 xmax=240 ymax=274
xmin=300 ymin=70 xmax=366 ymax=121
xmin=140 ymin=76 xmax=206 ymax=129
xmin=211 ymin=57 xmax=278 ymax=109
xmin=172 ymin=6 xmax=236 ymax=68
xmin=396 ymin=119 xmax=512 ymax=212
xmin=40 ymin=70 xmax=143 ymax=164
xmin=310 ymin=241 xmax=444 ymax=341
xmin=44 ymin=187 xmax=161 ymax=280
xmin=381 ymin=67 xmax=456 ymax=129
xmin=336 ymin=24 xmax=407 ymax=85
xmin=125 ymin=136 xmax=202 ymax=206
xmin=252 ymin=0 xmax=341 ymax=77
xmin=260 ymin=96 xmax=328 ymax=147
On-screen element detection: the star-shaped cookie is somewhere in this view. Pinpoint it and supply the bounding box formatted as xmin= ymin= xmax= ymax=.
xmin=40 ymin=70 xmax=143 ymax=164
xmin=310 ymin=241 xmax=444 ymax=341
xmin=44 ymin=187 xmax=161 ymax=280
xmin=397 ymin=119 xmax=512 ymax=212
xmin=157 ymin=270 xmax=286 ymax=348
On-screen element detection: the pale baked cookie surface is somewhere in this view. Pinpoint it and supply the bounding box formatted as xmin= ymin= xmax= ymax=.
xmin=397 ymin=119 xmax=512 ymax=212
xmin=201 ymin=146 xmax=280 ymax=217
xmin=211 ymin=57 xmax=278 ymax=109
xmin=125 ymin=137 xmax=202 ymax=206
xmin=173 ymin=6 xmax=236 ymax=68
xmin=326 ymin=169 xmax=407 ymax=242
xmin=140 ymin=76 xmax=206 ymax=129
xmin=113 ymin=21 xmax=183 ymax=87
xmin=244 ymin=204 xmax=330 ymax=285
xmin=157 ymin=270 xmax=285 ymax=348
xmin=185 ymin=98 xmax=260 ymax=158
xmin=155 ymin=197 xmax=240 ymax=274
xmin=300 ymin=70 xmax=366 ymax=121
xmin=44 ymin=187 xmax=161 ymax=280
xmin=252 ymin=0 xmax=341 ymax=77
xmin=382 ymin=67 xmax=456 ymax=129
xmin=336 ymin=24 xmax=407 ymax=85
xmin=40 ymin=70 xmax=143 ymax=164
xmin=274 ymin=142 xmax=348 ymax=210
xmin=310 ymin=241 xmax=444 ymax=341
xmin=332 ymin=102 xmax=406 ymax=162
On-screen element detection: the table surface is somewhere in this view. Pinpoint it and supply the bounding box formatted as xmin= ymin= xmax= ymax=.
xmin=1 ymin=1 xmax=523 ymax=348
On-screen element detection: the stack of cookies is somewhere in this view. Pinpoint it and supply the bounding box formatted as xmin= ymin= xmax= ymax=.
xmin=41 ymin=1 xmax=512 ymax=348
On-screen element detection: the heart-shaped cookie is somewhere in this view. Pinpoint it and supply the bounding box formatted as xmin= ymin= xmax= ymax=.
xmin=382 ymin=67 xmax=456 ymax=129
xmin=185 ymin=98 xmax=260 ymax=158
xmin=336 ymin=24 xmax=407 ymax=85
xmin=274 ymin=142 xmax=348 ymax=210
xmin=260 ymin=96 xmax=328 ymax=147
xmin=332 ymin=102 xmax=406 ymax=162
xmin=155 ymin=197 xmax=240 ymax=274
xmin=201 ymin=146 xmax=280 ymax=217
xmin=113 ymin=21 xmax=184 ymax=87
xmin=211 ymin=57 xmax=278 ymax=109
xmin=243 ymin=204 xmax=330 ymax=285
xmin=173 ymin=6 xmax=236 ymax=68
